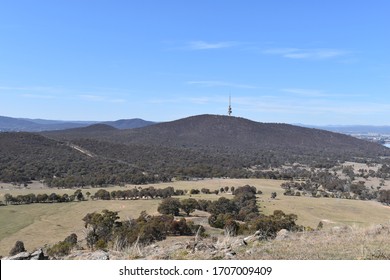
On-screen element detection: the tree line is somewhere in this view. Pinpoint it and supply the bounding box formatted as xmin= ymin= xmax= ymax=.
xmin=2 ymin=186 xmax=186 ymax=206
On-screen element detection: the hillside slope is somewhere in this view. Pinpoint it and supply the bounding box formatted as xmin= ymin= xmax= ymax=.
xmin=0 ymin=132 xmax=146 ymax=185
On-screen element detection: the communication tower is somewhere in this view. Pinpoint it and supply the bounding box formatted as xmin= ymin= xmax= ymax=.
xmin=228 ymin=95 xmax=232 ymax=116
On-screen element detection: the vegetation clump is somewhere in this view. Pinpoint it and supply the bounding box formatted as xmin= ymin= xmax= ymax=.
xmin=9 ymin=240 xmax=26 ymax=256
xmin=47 ymin=234 xmax=78 ymax=257
xmin=81 ymin=209 xmax=203 ymax=251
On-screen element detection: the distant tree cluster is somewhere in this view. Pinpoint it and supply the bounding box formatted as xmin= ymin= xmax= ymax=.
xmin=93 ymin=186 xmax=184 ymax=200
xmin=281 ymin=168 xmax=383 ymax=201
xmin=157 ymin=197 xmax=199 ymax=216
xmin=2 ymin=186 xmax=185 ymax=206
xmin=3 ymin=189 xmax=85 ymax=205
xmin=378 ymin=190 xmax=390 ymax=205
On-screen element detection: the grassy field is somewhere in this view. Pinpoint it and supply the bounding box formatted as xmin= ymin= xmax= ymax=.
xmin=1 ymin=178 xmax=389 ymax=257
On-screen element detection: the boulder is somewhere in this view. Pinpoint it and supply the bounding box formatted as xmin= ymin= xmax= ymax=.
xmin=4 ymin=252 xmax=31 ymax=260
xmin=89 ymin=250 xmax=110 ymax=260
xmin=275 ymin=229 xmax=290 ymax=241
xmin=30 ymin=248 xmax=46 ymax=260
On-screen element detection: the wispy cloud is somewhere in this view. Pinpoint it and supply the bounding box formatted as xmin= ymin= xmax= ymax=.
xmin=79 ymin=95 xmax=105 ymax=102
xmin=149 ymin=95 xmax=225 ymax=105
xmin=281 ymin=88 xmax=366 ymax=98
xmin=0 ymin=85 xmax=63 ymax=93
xmin=186 ymin=40 xmax=237 ymax=50
xmin=281 ymin=88 xmax=330 ymax=97
xmin=109 ymin=98 xmax=126 ymax=104
xmin=79 ymin=95 xmax=127 ymax=103
xmin=21 ymin=94 xmax=56 ymax=99
xmin=264 ymin=48 xmax=347 ymax=60
xmin=188 ymin=97 xmax=212 ymax=104
xmin=188 ymin=80 xmax=258 ymax=89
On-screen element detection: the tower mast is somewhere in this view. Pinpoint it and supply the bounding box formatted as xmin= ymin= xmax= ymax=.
xmin=228 ymin=94 xmax=232 ymax=116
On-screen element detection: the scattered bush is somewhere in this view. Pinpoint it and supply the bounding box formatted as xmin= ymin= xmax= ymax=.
xmin=47 ymin=233 xmax=79 ymax=258
xmin=9 ymin=240 xmax=26 ymax=256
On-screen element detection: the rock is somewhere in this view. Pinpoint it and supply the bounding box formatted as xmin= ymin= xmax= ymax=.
xmin=89 ymin=250 xmax=110 ymax=260
xmin=66 ymin=250 xmax=110 ymax=260
xmin=30 ymin=248 xmax=45 ymax=260
xmin=4 ymin=251 xmax=31 ymax=260
xmin=243 ymin=235 xmax=257 ymax=243
xmin=275 ymin=229 xmax=290 ymax=241
xmin=225 ymin=250 xmax=236 ymax=259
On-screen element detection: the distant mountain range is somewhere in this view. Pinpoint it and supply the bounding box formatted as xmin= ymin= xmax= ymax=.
xmin=2 ymin=115 xmax=390 ymax=135
xmin=0 ymin=115 xmax=156 ymax=132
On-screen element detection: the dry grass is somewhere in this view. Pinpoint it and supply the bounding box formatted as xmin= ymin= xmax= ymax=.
xmin=0 ymin=199 xmax=161 ymax=256
xmin=244 ymin=223 xmax=390 ymax=260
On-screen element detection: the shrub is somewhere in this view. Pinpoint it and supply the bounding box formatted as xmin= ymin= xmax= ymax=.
xmin=9 ymin=241 xmax=26 ymax=256
xmin=250 ymin=210 xmax=301 ymax=239
xmin=208 ymin=213 xmax=234 ymax=229
xmin=47 ymin=233 xmax=78 ymax=257
xmin=190 ymin=189 xmax=200 ymax=194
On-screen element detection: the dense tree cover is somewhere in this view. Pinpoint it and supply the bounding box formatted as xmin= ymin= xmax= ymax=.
xmin=0 ymin=133 xmax=162 ymax=187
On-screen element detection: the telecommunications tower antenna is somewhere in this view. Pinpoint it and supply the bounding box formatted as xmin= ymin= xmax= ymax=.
xmin=228 ymin=94 xmax=232 ymax=116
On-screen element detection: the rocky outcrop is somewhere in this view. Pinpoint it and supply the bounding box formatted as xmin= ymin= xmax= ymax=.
xmin=65 ymin=250 xmax=109 ymax=260
xmin=2 ymin=248 xmax=48 ymax=260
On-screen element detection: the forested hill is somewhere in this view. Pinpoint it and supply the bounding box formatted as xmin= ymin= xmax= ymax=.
xmin=2 ymin=114 xmax=390 ymax=186
xmin=119 ymin=114 xmax=388 ymax=153
xmin=45 ymin=114 xmax=390 ymax=158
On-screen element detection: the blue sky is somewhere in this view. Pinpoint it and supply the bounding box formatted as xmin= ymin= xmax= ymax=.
xmin=0 ymin=0 xmax=389 ymax=125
